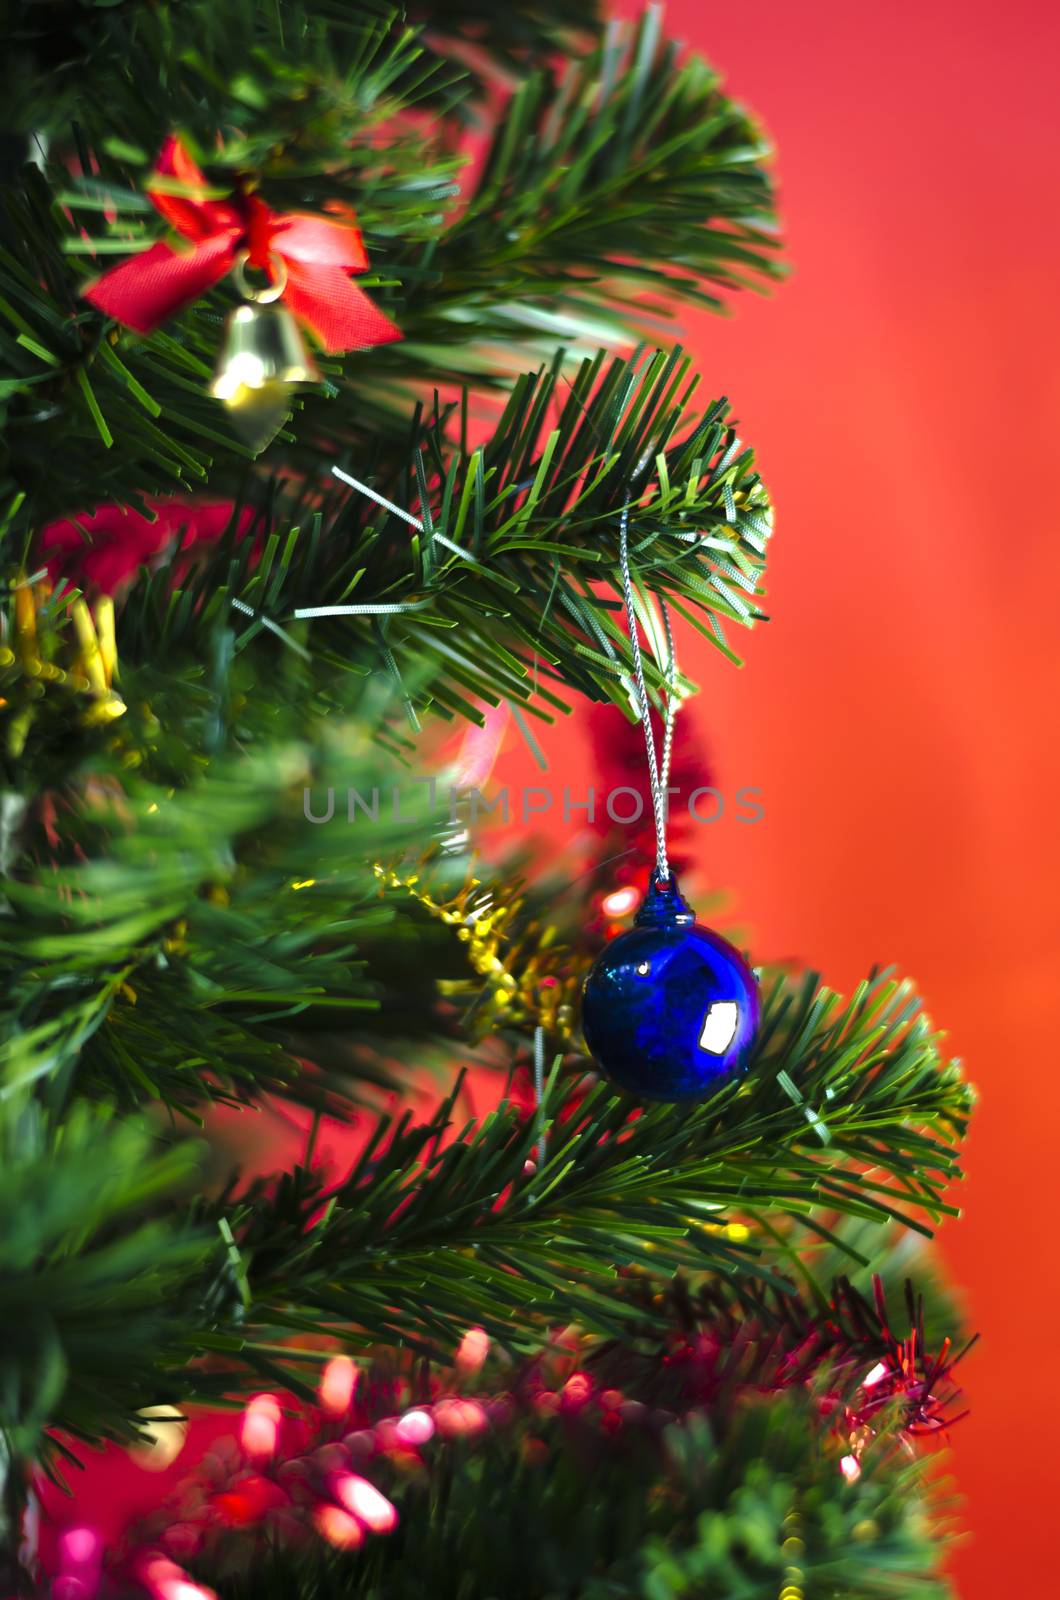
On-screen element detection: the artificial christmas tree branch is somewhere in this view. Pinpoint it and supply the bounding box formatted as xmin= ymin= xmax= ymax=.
xmin=0 ymin=1104 xmax=214 ymax=1464
xmin=212 ymin=972 xmax=968 ymax=1354
xmin=421 ymin=9 xmax=780 ymax=326
xmin=1 ymin=6 xmax=779 ymax=542
xmin=102 ymin=347 xmax=770 ymax=713
xmin=4 ymin=344 xmax=769 ymax=732
xmin=0 ymin=951 xmax=969 ymax=1467
xmin=0 ymin=729 xmax=476 ymax=1116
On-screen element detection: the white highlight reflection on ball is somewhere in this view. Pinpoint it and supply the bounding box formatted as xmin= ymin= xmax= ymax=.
xmin=698 ymin=1000 xmax=738 ymax=1055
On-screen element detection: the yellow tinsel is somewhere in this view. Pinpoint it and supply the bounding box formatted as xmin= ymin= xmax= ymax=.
xmin=372 ymin=858 xmax=586 ymax=1041
xmin=1 ymin=577 xmax=126 ymax=755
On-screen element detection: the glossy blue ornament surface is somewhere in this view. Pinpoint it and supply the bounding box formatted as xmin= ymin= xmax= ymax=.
xmin=581 ymin=871 xmax=759 ymax=1101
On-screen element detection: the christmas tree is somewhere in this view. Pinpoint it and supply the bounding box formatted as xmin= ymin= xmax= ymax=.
xmin=0 ymin=3 xmax=975 ymax=1596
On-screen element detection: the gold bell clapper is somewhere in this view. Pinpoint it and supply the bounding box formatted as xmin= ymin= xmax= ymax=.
xmin=210 ymin=253 xmax=320 ymax=453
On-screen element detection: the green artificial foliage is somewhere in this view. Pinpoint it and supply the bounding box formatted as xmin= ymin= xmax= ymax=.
xmin=0 ymin=1103 xmax=211 ymax=1460
xmin=0 ymin=3 xmax=972 ymax=1595
xmin=201 ymin=972 xmax=968 ymax=1364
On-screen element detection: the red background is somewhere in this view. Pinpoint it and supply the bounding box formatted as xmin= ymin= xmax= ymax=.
xmin=591 ymin=1 xmax=1060 ymax=1590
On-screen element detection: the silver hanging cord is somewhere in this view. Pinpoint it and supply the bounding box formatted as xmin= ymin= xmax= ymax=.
xmin=532 ymin=1022 xmax=547 ymax=1165
xmin=618 ymin=504 xmax=679 ymax=883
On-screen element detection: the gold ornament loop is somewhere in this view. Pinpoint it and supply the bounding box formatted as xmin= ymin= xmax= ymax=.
xmin=232 ymin=251 xmax=287 ymax=304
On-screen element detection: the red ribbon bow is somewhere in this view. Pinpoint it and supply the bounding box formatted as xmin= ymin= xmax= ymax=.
xmin=83 ymin=136 xmax=401 ymax=353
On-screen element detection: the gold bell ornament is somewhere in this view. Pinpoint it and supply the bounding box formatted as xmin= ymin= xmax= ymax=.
xmin=210 ymin=253 xmax=320 ymax=453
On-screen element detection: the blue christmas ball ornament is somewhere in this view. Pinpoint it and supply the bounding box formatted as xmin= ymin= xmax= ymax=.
xmin=581 ymin=870 xmax=759 ymax=1101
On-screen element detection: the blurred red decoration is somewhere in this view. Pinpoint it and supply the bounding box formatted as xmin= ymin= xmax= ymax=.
xmin=39 ymin=499 xmax=253 ymax=594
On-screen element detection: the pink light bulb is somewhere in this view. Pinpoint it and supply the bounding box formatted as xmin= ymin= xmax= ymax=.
xmin=313 ymin=1504 xmax=364 ymax=1549
xmin=59 ymin=1528 xmax=101 ymax=1569
xmin=434 ymin=1397 xmax=489 ymax=1438
xmin=318 ymin=1355 xmax=358 ymax=1416
xmin=394 ymin=1408 xmax=435 ymax=1446
xmin=55 ymin=1526 xmax=103 ymax=1600
xmin=135 ymin=1554 xmax=218 ymax=1600
xmin=240 ymin=1394 xmax=281 ymax=1460
xmin=166 ymin=1584 xmax=217 ymax=1600
xmin=455 ymin=1326 xmax=490 ymax=1374
xmin=333 ymin=1474 xmax=399 ymax=1534
xmin=601 ymin=886 xmax=641 ymax=919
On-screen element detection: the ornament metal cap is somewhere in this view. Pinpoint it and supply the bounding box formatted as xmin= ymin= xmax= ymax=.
xmin=635 ymin=868 xmax=696 ymax=928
